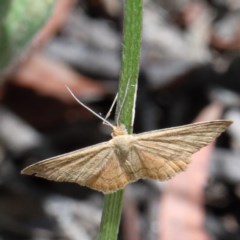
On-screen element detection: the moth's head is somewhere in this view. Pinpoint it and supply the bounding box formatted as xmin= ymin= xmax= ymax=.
xmin=112 ymin=124 xmax=128 ymax=137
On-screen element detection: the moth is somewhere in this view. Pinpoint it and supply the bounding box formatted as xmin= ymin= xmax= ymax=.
xmin=21 ymin=89 xmax=232 ymax=193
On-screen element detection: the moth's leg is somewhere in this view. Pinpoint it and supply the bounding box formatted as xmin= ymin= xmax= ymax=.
xmin=104 ymin=92 xmax=118 ymax=122
xmin=115 ymin=77 xmax=131 ymax=125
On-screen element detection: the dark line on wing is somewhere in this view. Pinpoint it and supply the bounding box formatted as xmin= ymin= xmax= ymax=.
xmin=138 ymin=127 xmax=224 ymax=139
xmin=45 ymin=145 xmax=109 ymax=170
xmin=138 ymin=138 xmax=209 ymax=151
xmin=136 ymin=141 xmax=196 ymax=155
xmin=77 ymin=148 xmax=113 ymax=180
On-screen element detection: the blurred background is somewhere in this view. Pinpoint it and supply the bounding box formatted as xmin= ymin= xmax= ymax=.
xmin=1 ymin=0 xmax=240 ymax=239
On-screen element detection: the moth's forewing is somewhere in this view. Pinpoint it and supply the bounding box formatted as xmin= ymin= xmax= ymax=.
xmin=132 ymin=120 xmax=232 ymax=180
xmin=21 ymin=141 xmax=113 ymax=185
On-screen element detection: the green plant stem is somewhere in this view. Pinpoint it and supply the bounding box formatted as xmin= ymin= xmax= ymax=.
xmin=98 ymin=0 xmax=143 ymax=239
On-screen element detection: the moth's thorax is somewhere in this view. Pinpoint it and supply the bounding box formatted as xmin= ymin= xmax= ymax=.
xmin=111 ymin=125 xmax=128 ymax=137
xmin=111 ymin=135 xmax=135 ymax=158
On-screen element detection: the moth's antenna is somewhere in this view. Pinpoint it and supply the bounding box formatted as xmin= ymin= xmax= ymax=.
xmin=65 ymin=85 xmax=114 ymax=128
xmin=116 ymin=78 xmax=131 ymax=125
xmin=104 ymin=93 xmax=118 ymax=122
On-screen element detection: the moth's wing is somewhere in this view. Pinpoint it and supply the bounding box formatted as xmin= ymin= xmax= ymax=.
xmin=133 ymin=120 xmax=232 ymax=180
xmin=21 ymin=141 xmax=112 ymax=187
xmin=85 ymin=151 xmax=131 ymax=193
xmin=21 ymin=140 xmax=130 ymax=193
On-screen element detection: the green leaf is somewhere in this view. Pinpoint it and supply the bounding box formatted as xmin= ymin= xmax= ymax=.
xmin=0 ymin=0 xmax=55 ymax=72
